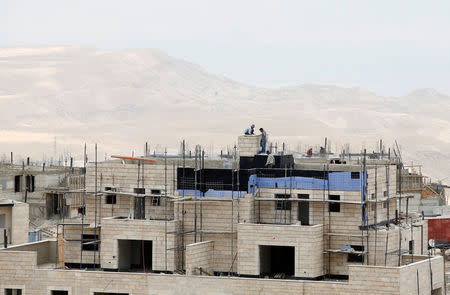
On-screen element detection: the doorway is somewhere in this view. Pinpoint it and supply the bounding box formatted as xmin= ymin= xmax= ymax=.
xmin=118 ymin=240 xmax=152 ymax=272
xmin=259 ymin=245 xmax=295 ymax=278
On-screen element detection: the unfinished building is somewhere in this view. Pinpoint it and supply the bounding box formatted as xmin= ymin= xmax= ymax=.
xmin=0 ymin=135 xmax=446 ymax=294
xmin=0 ymin=198 xmax=29 ymax=247
xmin=0 ymin=162 xmax=83 ymax=221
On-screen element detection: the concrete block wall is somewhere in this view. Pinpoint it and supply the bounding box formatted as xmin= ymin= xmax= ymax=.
xmin=347 ymin=255 xmax=444 ymax=295
xmin=0 ymin=205 xmax=12 ymax=246
xmin=238 ymin=135 xmax=262 ymax=157
xmin=257 ymin=186 xmax=404 ymax=235
xmin=0 ymin=169 xmax=67 ymax=220
xmin=85 ymin=159 xmax=227 ymax=199
xmin=100 ymin=217 xmax=178 ymax=271
xmin=0 ymin=249 xmax=445 ymax=294
xmin=85 ymin=163 xmax=177 ymax=195
xmin=432 ymin=205 xmax=450 ymax=216
xmin=11 ymin=202 xmax=29 ymax=245
xmin=175 ymin=200 xmax=238 ymax=272
xmin=0 ymin=202 xmax=29 ymax=246
xmin=83 ymin=193 xmax=174 ymax=225
xmin=256 ymin=188 xmax=365 ymax=234
xmin=0 ymin=250 xmax=152 ymax=295
xmin=420 ymin=198 xmax=442 ymax=215
xmin=237 ymin=223 xmax=323 ymax=278
xmin=3 ymin=240 xmax=57 ymax=265
xmin=348 ymin=263 xmax=400 ymax=294
xmin=0 ymin=168 xmax=67 ymax=193
xmin=399 ymin=256 xmax=444 ymax=294
xmin=186 ymin=240 xmax=214 ymax=275
xmin=328 ymin=220 xmax=429 ymax=275
xmin=238 ymin=194 xmax=254 ymax=223
xmin=176 ymin=199 xmax=238 ymax=233
xmin=366 ymin=165 xmax=397 ymax=202
xmin=85 ymin=193 xmax=133 ymax=222
xmin=367 ymin=199 xmax=397 ymax=227
xmin=63 ymin=225 xmax=99 ymax=265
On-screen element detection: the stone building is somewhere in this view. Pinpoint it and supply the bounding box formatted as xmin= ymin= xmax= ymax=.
xmin=0 ymin=135 xmax=445 ymax=294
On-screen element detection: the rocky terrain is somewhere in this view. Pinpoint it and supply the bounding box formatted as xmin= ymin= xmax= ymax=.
xmin=0 ymin=47 xmax=448 ymax=183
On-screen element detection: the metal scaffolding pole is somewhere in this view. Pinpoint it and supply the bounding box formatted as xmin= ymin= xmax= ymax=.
xmin=374 ymin=165 xmax=378 ymax=265
xmin=164 ymin=147 xmax=168 ymax=271
xmin=80 ymin=143 xmax=86 ymax=268
xmin=93 ymin=143 xmax=98 ymax=268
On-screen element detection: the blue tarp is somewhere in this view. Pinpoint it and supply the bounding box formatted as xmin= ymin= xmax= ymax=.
xmin=28 ymin=230 xmax=42 ymax=243
xmin=248 ymin=172 xmax=363 ymax=193
xmin=177 ymin=189 xmax=246 ymax=198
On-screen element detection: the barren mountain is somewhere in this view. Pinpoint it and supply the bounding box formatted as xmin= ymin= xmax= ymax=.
xmin=0 ymin=47 xmax=448 ymax=183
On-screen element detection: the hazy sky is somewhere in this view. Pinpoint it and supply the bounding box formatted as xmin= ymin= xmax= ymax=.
xmin=1 ymin=0 xmax=450 ymax=96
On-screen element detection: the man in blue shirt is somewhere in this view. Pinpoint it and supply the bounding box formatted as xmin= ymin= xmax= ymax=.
xmin=258 ymin=128 xmax=267 ymax=154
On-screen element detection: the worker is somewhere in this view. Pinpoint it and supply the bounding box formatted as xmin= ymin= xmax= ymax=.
xmin=306 ymin=147 xmax=313 ymax=156
xmin=319 ymin=146 xmax=326 ymax=156
xmin=258 ymin=128 xmax=267 ymax=154
xmin=244 ymin=124 xmax=255 ymax=135
xmin=265 ymin=150 xmax=275 ymax=167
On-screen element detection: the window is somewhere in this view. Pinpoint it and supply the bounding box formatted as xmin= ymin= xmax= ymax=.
xmin=51 ymin=291 xmax=68 ymax=295
xmin=347 ymin=245 xmax=364 ymax=263
xmin=82 ymin=234 xmax=99 ymax=251
xmin=78 ymin=207 xmax=85 ymax=215
xmin=275 ymin=194 xmax=291 ymax=210
xmin=105 ymin=194 xmax=116 ymax=204
xmin=328 ymin=195 xmax=340 ymax=212
xmin=105 ymin=187 xmax=117 ymax=204
xmin=151 ymin=196 xmax=161 ymax=206
xmin=383 ymin=191 xmax=388 ymax=197
xmin=14 ymin=175 xmax=22 ymax=192
xmin=134 ymin=188 xmax=145 ymax=194
xmin=25 ymin=175 xmax=35 ymax=192
xmin=150 ymin=189 xmax=161 ymax=195
xmin=351 ymin=172 xmax=360 ymax=179
xmin=409 ymin=240 xmax=414 ymax=254
xmin=5 ymin=289 xmax=22 ymax=295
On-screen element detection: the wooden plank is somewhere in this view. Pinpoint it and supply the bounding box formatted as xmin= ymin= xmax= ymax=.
xmin=111 ymin=155 xmax=156 ymax=162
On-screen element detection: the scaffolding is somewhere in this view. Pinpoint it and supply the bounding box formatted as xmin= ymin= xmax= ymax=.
xmin=54 ymin=140 xmax=424 ymax=278
xmin=247 ymin=149 xmax=421 ymax=277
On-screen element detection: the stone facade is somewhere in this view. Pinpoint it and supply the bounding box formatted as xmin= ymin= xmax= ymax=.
xmin=237 ymin=223 xmax=323 ymax=278
xmin=0 ymin=201 xmax=29 ymax=246
xmin=0 ymin=249 xmax=444 ymax=294
xmin=100 ymin=217 xmax=178 ymax=271
xmin=238 ymin=135 xmax=262 ymax=157
xmin=186 ymin=240 xmax=214 ymax=275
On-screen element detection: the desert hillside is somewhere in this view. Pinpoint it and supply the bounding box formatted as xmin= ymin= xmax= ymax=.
xmin=0 ymin=47 xmax=448 ymax=183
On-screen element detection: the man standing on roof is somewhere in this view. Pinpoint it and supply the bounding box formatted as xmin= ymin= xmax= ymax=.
xmin=258 ymin=128 xmax=267 ymax=154
xmin=244 ymin=124 xmax=255 ymax=135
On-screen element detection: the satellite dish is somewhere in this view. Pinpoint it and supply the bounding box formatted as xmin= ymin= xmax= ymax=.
xmin=428 ymin=239 xmax=435 ymax=248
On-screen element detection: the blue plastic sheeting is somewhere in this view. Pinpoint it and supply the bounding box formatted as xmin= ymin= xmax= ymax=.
xmin=248 ymin=172 xmax=364 ymax=194
xmin=177 ymin=189 xmax=246 ymax=198
xmin=178 ymin=190 xmax=202 ymax=196
xmin=205 ymin=190 xmax=246 ymax=198
xmin=28 ymin=230 xmax=42 ymax=243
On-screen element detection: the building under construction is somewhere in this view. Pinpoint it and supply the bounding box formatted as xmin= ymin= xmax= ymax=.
xmin=0 ymin=134 xmax=446 ymax=294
